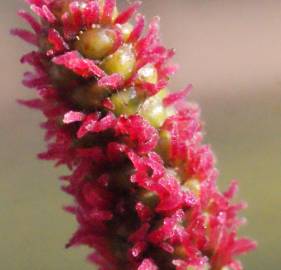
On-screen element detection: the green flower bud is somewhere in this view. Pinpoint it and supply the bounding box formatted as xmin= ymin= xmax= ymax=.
xmin=101 ymin=44 xmax=136 ymax=80
xmin=136 ymin=64 xmax=158 ymax=84
xmin=75 ymin=26 xmax=116 ymax=60
xmin=71 ymin=82 xmax=109 ymax=109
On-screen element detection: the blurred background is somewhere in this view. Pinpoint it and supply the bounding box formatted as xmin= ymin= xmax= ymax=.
xmin=0 ymin=0 xmax=280 ymax=269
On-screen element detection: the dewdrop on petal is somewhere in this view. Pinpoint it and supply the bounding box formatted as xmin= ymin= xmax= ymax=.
xmin=13 ymin=1 xmax=256 ymax=270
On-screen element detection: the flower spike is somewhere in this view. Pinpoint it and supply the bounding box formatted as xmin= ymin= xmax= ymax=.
xmin=14 ymin=1 xmax=256 ymax=270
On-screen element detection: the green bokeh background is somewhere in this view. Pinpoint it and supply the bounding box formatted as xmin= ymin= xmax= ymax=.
xmin=1 ymin=1 xmax=280 ymax=269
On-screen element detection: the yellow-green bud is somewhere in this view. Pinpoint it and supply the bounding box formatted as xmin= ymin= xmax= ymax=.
xmin=136 ymin=64 xmax=158 ymax=84
xmin=71 ymin=83 xmax=109 ymax=109
xmin=75 ymin=26 xmax=116 ymax=60
xmin=111 ymin=88 xmax=143 ymax=116
xmin=183 ymin=179 xmax=201 ymax=197
xmin=139 ymin=91 xmax=166 ymax=128
xmin=101 ymin=44 xmax=136 ymax=80
xmin=139 ymin=89 xmax=174 ymax=128
xmin=119 ymin=23 xmax=133 ymax=41
xmin=137 ymin=190 xmax=159 ymax=209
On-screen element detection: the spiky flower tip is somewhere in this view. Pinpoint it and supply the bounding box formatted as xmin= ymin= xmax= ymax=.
xmin=12 ymin=0 xmax=256 ymax=269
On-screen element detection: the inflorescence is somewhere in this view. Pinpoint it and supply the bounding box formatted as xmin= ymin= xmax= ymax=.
xmin=12 ymin=1 xmax=256 ymax=269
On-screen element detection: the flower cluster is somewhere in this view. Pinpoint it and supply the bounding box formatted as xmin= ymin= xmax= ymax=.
xmin=13 ymin=1 xmax=256 ymax=269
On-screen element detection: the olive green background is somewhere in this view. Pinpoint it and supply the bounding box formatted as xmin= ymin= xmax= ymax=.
xmin=1 ymin=0 xmax=280 ymax=269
